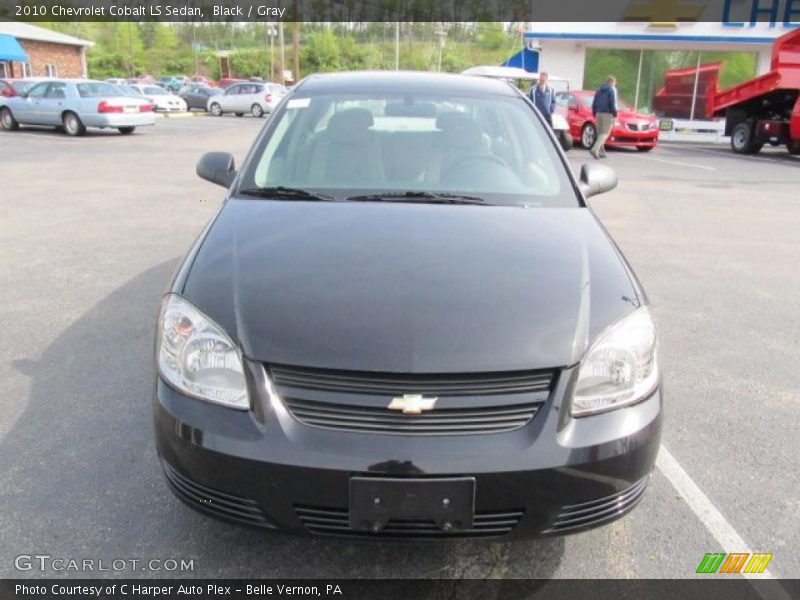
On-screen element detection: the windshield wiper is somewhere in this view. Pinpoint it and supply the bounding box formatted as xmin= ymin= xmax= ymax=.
xmin=344 ymin=191 xmax=488 ymax=205
xmin=238 ymin=186 xmax=336 ymax=201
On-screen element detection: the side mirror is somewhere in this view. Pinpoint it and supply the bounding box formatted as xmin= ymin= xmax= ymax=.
xmin=579 ymin=163 xmax=617 ymax=199
xmin=197 ymin=152 xmax=236 ymax=188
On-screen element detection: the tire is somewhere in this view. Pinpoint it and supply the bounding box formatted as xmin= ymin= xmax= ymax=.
xmin=234 ymin=112 xmax=244 ymax=118
xmin=558 ymin=130 xmax=573 ymax=151
xmin=731 ymin=121 xmax=762 ymax=154
xmin=118 ymin=127 xmax=135 ymax=135
xmin=636 ymin=146 xmax=654 ymax=152
xmin=251 ymin=103 xmax=264 ymax=118
xmin=62 ymin=111 xmax=86 ymax=137
xmin=787 ymin=140 xmax=800 ymax=155
xmin=581 ymin=123 xmax=597 ymax=149
xmin=209 ymin=103 xmax=223 ymax=117
xmin=0 ymin=107 xmax=19 ymax=131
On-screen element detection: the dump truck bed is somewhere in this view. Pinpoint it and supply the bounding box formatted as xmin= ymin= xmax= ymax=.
xmin=710 ymin=28 xmax=800 ymax=117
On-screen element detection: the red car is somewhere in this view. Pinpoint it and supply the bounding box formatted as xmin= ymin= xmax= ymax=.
xmin=218 ymin=78 xmax=247 ymax=90
xmin=192 ymin=76 xmax=217 ymax=88
xmin=0 ymin=79 xmax=15 ymax=98
xmin=557 ymin=90 xmax=659 ymax=152
xmin=0 ymin=78 xmax=46 ymax=98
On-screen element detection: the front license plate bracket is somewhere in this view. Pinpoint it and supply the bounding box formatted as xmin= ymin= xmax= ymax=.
xmin=349 ymin=477 xmax=475 ymax=533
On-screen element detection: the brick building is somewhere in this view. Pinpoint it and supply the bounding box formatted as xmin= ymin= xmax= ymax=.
xmin=0 ymin=22 xmax=92 ymax=80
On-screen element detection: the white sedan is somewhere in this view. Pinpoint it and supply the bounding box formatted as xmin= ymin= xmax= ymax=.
xmin=128 ymin=84 xmax=187 ymax=113
xmin=207 ymin=82 xmax=287 ymax=118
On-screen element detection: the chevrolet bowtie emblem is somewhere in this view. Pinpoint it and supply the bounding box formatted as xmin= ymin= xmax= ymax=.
xmin=388 ymin=394 xmax=438 ymax=415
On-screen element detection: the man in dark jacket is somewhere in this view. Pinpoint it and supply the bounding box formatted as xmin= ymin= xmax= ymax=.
xmin=590 ymin=75 xmax=618 ymax=159
xmin=529 ymin=71 xmax=556 ymax=127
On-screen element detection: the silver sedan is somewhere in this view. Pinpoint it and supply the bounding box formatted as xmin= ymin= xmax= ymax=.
xmin=0 ymin=79 xmax=156 ymax=136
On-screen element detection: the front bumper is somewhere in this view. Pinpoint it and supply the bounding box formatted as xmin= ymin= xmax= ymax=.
xmin=607 ymin=126 xmax=659 ymax=147
xmin=154 ymin=364 xmax=662 ymax=540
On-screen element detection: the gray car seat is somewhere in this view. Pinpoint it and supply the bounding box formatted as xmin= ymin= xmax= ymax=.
xmin=307 ymin=108 xmax=385 ymax=185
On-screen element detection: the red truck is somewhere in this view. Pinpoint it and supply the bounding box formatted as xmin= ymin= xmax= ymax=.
xmin=710 ymin=28 xmax=800 ymax=155
xmin=653 ymin=61 xmax=722 ymax=120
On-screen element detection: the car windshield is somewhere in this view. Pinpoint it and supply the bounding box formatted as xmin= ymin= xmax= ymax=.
xmin=242 ymin=91 xmax=576 ymax=207
xmin=578 ymin=92 xmax=630 ymax=110
xmin=77 ymin=82 xmax=123 ymax=98
xmin=143 ymin=86 xmax=168 ymax=95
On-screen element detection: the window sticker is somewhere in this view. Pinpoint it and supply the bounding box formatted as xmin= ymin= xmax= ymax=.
xmin=287 ymin=98 xmax=310 ymax=109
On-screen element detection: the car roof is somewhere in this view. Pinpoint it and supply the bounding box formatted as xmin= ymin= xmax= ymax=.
xmin=461 ymin=66 xmax=569 ymax=84
xmin=295 ymin=70 xmax=518 ymax=97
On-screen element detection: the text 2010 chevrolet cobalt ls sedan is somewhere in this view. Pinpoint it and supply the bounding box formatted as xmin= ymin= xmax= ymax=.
xmin=154 ymin=71 xmax=662 ymax=539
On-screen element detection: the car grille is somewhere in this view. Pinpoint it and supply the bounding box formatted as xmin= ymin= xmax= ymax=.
xmin=627 ymin=122 xmax=650 ymax=132
xmin=163 ymin=463 xmax=272 ymax=528
xmin=543 ymin=476 xmax=649 ymax=534
xmin=283 ymin=397 xmax=541 ymax=435
xmin=270 ymin=364 xmax=554 ymax=436
xmin=270 ymin=364 xmax=553 ymax=396
xmin=295 ymin=505 xmax=524 ymax=538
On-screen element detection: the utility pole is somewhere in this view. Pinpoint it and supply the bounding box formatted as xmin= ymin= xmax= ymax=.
xmin=395 ymin=22 xmax=400 ymax=70
xmin=192 ymin=22 xmax=198 ymax=77
xmin=127 ymin=22 xmax=133 ymax=77
xmin=292 ymin=19 xmax=299 ymax=83
xmin=266 ymin=25 xmax=276 ymax=81
xmin=278 ymin=22 xmax=285 ymax=85
xmin=435 ymin=27 xmax=446 ymax=72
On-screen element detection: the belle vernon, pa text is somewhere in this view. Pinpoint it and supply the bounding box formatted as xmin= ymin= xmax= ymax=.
xmin=38 ymin=4 xmax=287 ymax=17
xmin=15 ymin=584 xmax=343 ymax=597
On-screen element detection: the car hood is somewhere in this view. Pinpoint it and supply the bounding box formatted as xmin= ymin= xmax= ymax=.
xmin=181 ymin=200 xmax=641 ymax=372
xmin=617 ymin=109 xmax=653 ymax=122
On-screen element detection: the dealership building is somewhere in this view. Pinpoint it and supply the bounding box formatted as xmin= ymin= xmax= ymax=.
xmin=505 ymin=21 xmax=793 ymax=119
xmin=0 ymin=22 xmax=92 ymax=79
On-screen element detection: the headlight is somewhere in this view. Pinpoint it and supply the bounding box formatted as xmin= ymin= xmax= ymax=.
xmin=157 ymin=294 xmax=248 ymax=409
xmin=571 ymin=307 xmax=658 ymax=417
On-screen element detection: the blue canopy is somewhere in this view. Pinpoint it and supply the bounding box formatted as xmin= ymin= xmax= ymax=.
xmin=0 ymin=34 xmax=28 ymax=62
xmin=501 ymin=48 xmax=540 ymax=73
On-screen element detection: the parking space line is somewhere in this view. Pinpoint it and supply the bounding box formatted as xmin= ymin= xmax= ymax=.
xmin=630 ymin=154 xmax=717 ymax=171
xmin=657 ymin=445 xmax=791 ymax=598
xmin=5 ymin=132 xmax=75 ymax=142
xmin=663 ymin=144 xmax=800 ymax=167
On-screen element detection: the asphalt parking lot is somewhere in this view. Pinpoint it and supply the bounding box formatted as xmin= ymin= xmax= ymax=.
xmin=1 ymin=117 xmax=798 ymax=581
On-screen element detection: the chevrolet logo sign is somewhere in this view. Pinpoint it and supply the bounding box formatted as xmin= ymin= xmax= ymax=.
xmin=623 ymin=0 xmax=705 ymax=22
xmin=388 ymin=394 xmax=438 ymax=415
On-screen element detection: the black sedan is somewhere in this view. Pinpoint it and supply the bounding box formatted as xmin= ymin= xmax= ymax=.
xmin=178 ymin=84 xmax=221 ymax=111
xmin=154 ymin=71 xmax=662 ymax=539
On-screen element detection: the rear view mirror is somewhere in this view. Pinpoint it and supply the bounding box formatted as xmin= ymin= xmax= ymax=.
xmin=579 ymin=163 xmax=617 ymax=198
xmin=197 ymin=152 xmax=236 ymax=188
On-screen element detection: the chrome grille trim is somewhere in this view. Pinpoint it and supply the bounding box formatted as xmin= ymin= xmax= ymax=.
xmin=295 ymin=505 xmax=524 ymax=538
xmin=163 ymin=463 xmax=271 ymax=527
xmin=269 ymin=364 xmax=554 ymax=396
xmin=283 ymin=398 xmax=540 ymax=436
xmin=544 ymin=476 xmax=649 ymax=534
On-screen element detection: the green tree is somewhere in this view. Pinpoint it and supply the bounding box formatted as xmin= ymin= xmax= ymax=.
xmin=301 ymin=28 xmax=341 ymax=73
